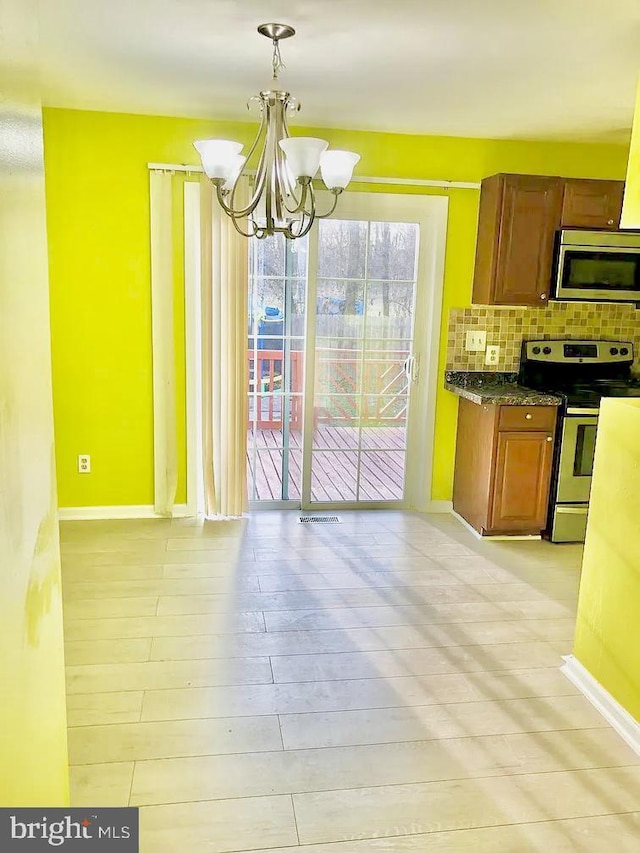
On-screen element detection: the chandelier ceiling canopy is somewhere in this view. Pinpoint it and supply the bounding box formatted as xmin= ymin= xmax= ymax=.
xmin=194 ymin=23 xmax=360 ymax=241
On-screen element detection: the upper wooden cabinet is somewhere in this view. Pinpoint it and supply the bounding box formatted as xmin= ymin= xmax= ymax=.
xmin=471 ymin=173 xmax=626 ymax=306
xmin=561 ymin=179 xmax=624 ymax=229
xmin=472 ymin=174 xmax=563 ymax=306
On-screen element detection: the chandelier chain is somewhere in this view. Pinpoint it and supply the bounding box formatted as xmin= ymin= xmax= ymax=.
xmin=272 ymin=39 xmax=286 ymax=80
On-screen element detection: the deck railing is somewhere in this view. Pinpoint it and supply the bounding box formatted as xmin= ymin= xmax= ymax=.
xmin=249 ymin=350 xmax=303 ymax=430
xmin=248 ymin=347 xmax=409 ymax=430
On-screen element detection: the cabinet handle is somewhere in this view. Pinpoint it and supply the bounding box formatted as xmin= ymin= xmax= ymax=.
xmin=525 ymin=413 xmax=533 ymax=420
xmin=539 ymin=293 xmax=547 ymax=300
xmin=607 ymin=219 xmax=614 ymax=225
xmin=546 ymin=436 xmax=553 ymax=442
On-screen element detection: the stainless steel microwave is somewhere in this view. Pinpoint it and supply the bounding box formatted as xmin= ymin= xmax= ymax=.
xmin=553 ymin=229 xmax=640 ymax=303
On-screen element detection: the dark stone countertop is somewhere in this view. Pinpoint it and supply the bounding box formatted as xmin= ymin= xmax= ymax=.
xmin=444 ymin=371 xmax=562 ymax=407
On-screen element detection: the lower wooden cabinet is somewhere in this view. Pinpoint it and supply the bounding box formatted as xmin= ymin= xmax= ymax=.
xmin=490 ymin=430 xmax=555 ymax=532
xmin=453 ymin=400 xmax=557 ymax=536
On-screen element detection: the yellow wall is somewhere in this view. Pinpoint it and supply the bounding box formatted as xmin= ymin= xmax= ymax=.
xmin=573 ymin=398 xmax=640 ymax=720
xmin=0 ymin=1 xmax=69 ymax=805
xmin=621 ymin=76 xmax=640 ymax=229
xmin=43 ymin=107 xmax=629 ymax=507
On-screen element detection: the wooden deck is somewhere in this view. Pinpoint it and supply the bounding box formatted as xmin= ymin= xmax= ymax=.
xmin=247 ymin=425 xmax=406 ymax=502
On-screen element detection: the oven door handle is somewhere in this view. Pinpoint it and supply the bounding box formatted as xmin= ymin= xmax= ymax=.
xmin=566 ymin=407 xmax=599 ymax=417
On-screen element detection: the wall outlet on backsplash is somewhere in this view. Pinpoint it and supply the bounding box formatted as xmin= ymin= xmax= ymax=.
xmin=485 ymin=345 xmax=500 ymax=365
xmin=465 ymin=330 xmax=486 ymax=351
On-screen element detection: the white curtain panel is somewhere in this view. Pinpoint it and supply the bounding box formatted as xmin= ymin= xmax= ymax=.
xmin=200 ymin=177 xmax=249 ymax=518
xmin=149 ymin=171 xmax=178 ymax=516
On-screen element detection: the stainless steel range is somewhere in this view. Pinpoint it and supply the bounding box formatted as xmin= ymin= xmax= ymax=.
xmin=519 ymin=340 xmax=640 ymax=542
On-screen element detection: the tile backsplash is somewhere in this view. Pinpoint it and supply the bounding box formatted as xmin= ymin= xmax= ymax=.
xmin=446 ymin=302 xmax=640 ymax=373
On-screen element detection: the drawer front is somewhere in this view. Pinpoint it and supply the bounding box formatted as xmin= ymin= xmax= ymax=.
xmin=498 ymin=405 xmax=557 ymax=432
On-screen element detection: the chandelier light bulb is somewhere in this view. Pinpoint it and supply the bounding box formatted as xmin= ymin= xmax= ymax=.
xmin=193 ymin=23 xmax=360 ymax=239
xmin=193 ymin=139 xmax=243 ymax=180
xmin=278 ymin=137 xmax=328 ymax=179
xmin=222 ymin=154 xmax=247 ymax=191
xmin=320 ymin=150 xmax=361 ymax=190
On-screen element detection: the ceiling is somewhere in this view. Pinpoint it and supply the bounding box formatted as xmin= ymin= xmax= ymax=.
xmin=37 ymin=0 xmax=640 ymax=143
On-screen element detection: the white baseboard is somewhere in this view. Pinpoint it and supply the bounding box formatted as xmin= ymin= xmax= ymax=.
xmin=57 ymin=504 xmax=192 ymax=521
xmin=561 ymin=654 xmax=640 ymax=756
xmin=424 ymin=500 xmax=453 ymax=514
xmin=450 ymin=510 xmax=541 ymax=541
xmin=450 ymin=509 xmax=483 ymax=539
xmin=59 ymin=501 xmax=451 ymax=519
xmin=483 ymin=533 xmax=542 ymax=541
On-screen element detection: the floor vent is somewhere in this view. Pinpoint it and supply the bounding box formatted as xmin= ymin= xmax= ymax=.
xmin=298 ymin=516 xmax=341 ymax=524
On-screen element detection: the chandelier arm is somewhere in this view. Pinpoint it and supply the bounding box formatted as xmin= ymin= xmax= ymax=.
xmin=214 ymin=161 xmax=266 ymax=220
xmin=211 ymin=167 xmax=272 ymax=231
xmin=226 ymin=178 xmax=263 ymax=219
xmin=278 ymin=98 xmax=297 ymax=199
xmin=276 ymin=101 xmax=307 ymax=216
xmin=245 ymin=151 xmax=269 ymax=216
xmin=302 ymin=178 xmax=316 ymax=217
xmin=228 ymin=212 xmax=260 ymax=239
xmin=279 ymin=175 xmax=308 ymax=215
xmin=271 ymin=99 xmax=300 ymax=223
xmin=314 ymin=188 xmax=342 ymax=219
xmin=263 ymin=94 xmax=284 ymax=234
xmin=211 ymin=103 xmax=269 ymax=220
xmin=243 ymin=100 xmax=268 ymax=165
xmin=273 ymin=156 xmax=303 ymax=220
xmin=272 ymin=143 xmax=286 ymax=226
xmin=284 ymin=209 xmax=316 ymax=240
xmin=214 ymin=182 xmax=256 ymax=220
xmin=242 ymin=102 xmax=270 ymax=206
xmin=264 ymin=134 xmax=275 ymax=232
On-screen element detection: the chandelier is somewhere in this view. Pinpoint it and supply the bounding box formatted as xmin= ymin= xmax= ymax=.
xmin=193 ymin=23 xmax=360 ymax=240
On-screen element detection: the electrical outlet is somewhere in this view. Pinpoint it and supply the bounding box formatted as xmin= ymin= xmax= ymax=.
xmin=485 ymin=345 xmax=500 ymax=365
xmin=465 ymin=330 xmax=487 ymax=352
xmin=78 ymin=454 xmax=91 ymax=474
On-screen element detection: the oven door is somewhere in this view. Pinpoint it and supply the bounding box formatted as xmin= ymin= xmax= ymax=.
xmin=555 ymin=409 xmax=598 ymax=504
xmin=555 ymin=245 xmax=640 ymax=302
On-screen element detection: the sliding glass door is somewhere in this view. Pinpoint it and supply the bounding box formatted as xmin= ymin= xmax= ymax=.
xmin=247 ymin=236 xmax=308 ymax=504
xmin=304 ymin=217 xmax=419 ymax=503
xmin=246 ymin=191 xmax=447 ymax=510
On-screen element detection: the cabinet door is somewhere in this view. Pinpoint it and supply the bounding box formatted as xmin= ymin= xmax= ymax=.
xmin=489 ymin=430 xmax=554 ymax=533
xmin=452 ymin=400 xmax=498 ymax=533
xmin=493 ymin=175 xmax=563 ymax=306
xmin=561 ymin=179 xmax=624 ymax=229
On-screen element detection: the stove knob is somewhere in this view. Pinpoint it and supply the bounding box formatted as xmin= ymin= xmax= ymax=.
xmin=621 ymin=347 xmax=629 ymax=356
xmin=543 ymin=346 xmax=552 ymax=355
xmin=532 ymin=346 xmax=541 ymax=355
xmin=610 ymin=347 xmax=619 ymax=355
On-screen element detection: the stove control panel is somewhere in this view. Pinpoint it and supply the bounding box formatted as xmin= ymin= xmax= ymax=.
xmin=523 ymin=340 xmax=634 ymax=364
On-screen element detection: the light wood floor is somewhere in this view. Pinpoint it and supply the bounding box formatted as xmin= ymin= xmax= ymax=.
xmin=60 ymin=511 xmax=640 ymax=852
xmin=247 ymin=426 xmax=406 ymax=501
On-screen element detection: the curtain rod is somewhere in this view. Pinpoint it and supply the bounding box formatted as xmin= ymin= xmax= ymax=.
xmin=146 ymin=162 xmax=480 ymax=191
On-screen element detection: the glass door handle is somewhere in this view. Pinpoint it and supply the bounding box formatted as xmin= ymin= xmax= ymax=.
xmin=404 ymin=354 xmax=419 ymax=383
